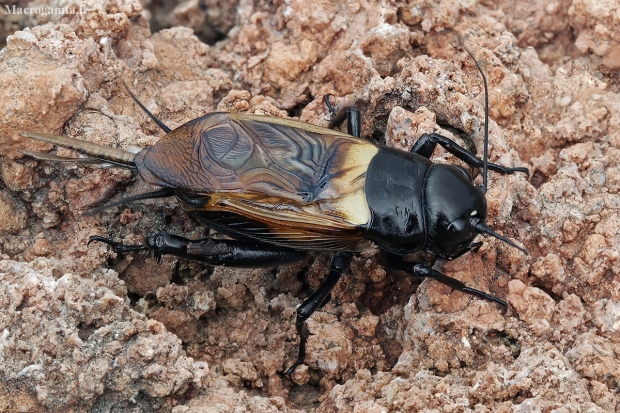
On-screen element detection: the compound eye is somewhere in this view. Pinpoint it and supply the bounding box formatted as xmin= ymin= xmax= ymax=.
xmin=447 ymin=219 xmax=473 ymax=239
xmin=453 ymin=165 xmax=472 ymax=181
xmin=448 ymin=219 xmax=466 ymax=233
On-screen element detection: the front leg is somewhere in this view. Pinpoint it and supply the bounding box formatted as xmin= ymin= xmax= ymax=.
xmin=434 ymin=241 xmax=483 ymax=261
xmin=383 ymin=252 xmax=507 ymax=307
xmin=89 ymin=233 xmax=307 ymax=267
xmin=411 ymin=133 xmax=528 ymax=175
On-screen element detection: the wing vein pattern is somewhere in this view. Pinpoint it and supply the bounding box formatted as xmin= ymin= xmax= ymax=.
xmin=135 ymin=113 xmax=379 ymax=250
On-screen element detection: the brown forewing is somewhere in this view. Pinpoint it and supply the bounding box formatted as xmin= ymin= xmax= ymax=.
xmin=136 ymin=113 xmax=380 ymax=250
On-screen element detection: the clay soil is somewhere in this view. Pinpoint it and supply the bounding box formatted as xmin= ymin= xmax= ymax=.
xmin=1 ymin=0 xmax=619 ymax=412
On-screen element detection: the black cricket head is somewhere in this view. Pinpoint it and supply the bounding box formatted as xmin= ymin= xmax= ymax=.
xmin=423 ymin=163 xmax=527 ymax=257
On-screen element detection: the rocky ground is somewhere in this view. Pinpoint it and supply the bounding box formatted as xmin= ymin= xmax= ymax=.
xmin=0 ymin=0 xmax=619 ymax=411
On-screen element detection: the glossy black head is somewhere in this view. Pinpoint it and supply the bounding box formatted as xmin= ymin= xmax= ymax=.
xmin=422 ymin=163 xmax=528 ymax=257
xmin=423 ymin=163 xmax=486 ymax=257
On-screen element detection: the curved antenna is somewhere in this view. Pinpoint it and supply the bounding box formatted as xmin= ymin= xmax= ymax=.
xmin=471 ymin=218 xmax=528 ymax=255
xmin=461 ymin=41 xmax=489 ymax=194
xmin=123 ymin=81 xmax=171 ymax=134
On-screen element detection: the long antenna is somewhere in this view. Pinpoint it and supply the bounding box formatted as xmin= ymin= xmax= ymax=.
xmin=471 ymin=218 xmax=528 ymax=255
xmin=462 ymin=41 xmax=489 ymax=193
xmin=122 ymin=81 xmax=172 ymax=134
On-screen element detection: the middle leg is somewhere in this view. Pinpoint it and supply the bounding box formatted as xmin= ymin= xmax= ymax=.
xmin=285 ymin=251 xmax=353 ymax=375
xmin=324 ymin=94 xmax=362 ymax=138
